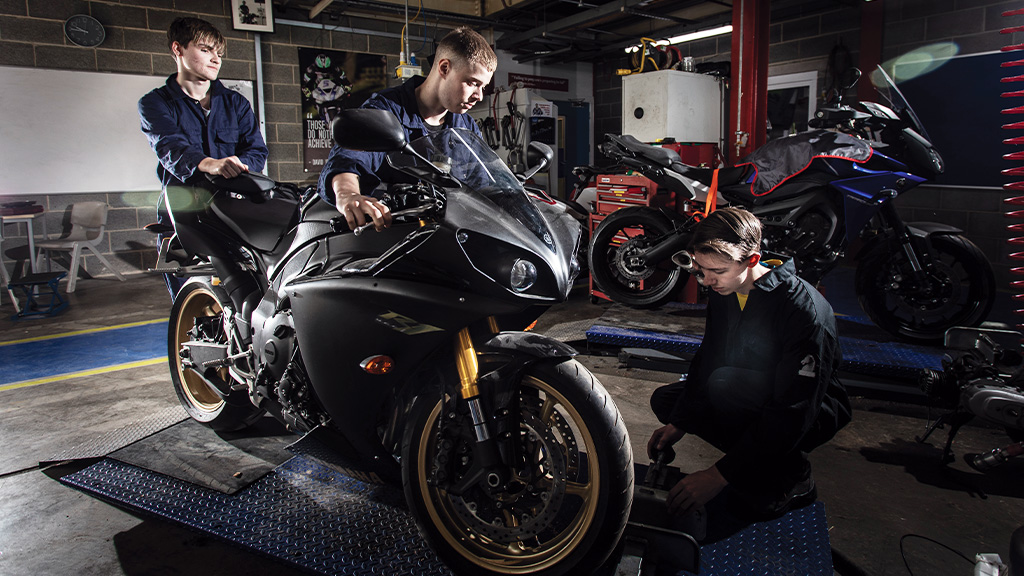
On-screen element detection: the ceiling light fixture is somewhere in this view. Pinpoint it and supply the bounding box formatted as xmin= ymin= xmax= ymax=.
xmin=625 ymin=24 xmax=733 ymax=53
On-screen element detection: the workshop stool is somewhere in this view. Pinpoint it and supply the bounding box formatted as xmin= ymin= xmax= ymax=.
xmin=9 ymin=271 xmax=69 ymax=320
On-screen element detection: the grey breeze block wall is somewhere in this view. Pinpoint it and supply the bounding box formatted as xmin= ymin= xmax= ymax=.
xmin=0 ymin=0 xmax=440 ymax=280
xmin=594 ymin=0 xmax=1024 ymax=297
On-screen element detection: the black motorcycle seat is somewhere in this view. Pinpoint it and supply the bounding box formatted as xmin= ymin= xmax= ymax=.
xmin=608 ymin=134 xmax=681 ymax=168
xmin=608 ymin=134 xmax=752 ymax=188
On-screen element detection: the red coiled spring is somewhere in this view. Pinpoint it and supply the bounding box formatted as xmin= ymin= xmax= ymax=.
xmin=1002 ymin=7 xmax=1024 ymax=331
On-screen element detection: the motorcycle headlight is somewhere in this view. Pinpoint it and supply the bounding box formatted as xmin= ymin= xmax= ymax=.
xmin=510 ymin=259 xmax=537 ymax=292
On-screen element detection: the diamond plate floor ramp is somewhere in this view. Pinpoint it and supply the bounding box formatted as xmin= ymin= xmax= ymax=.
xmin=58 ymin=454 xmax=833 ymax=575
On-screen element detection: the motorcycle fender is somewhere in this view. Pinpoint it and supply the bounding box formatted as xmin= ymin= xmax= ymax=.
xmin=905 ymin=221 xmax=964 ymax=238
xmin=853 ymin=221 xmax=965 ymax=260
xmin=478 ymin=330 xmax=579 ymax=360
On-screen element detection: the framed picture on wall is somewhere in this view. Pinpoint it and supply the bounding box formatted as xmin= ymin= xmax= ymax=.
xmin=231 ymin=0 xmax=274 ymax=33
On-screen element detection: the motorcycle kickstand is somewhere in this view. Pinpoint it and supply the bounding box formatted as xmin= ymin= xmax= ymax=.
xmin=916 ymin=412 xmax=953 ymax=445
xmin=918 ymin=411 xmax=973 ymax=464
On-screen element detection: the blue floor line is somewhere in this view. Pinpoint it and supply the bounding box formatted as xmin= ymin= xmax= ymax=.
xmin=0 ymin=322 xmax=167 ymax=385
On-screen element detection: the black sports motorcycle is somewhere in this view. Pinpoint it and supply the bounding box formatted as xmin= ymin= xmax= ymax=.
xmin=588 ymin=67 xmax=994 ymax=343
xmin=160 ymin=109 xmax=633 ymax=576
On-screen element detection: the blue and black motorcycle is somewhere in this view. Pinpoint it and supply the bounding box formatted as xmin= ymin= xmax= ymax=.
xmin=588 ymin=66 xmax=994 ymax=343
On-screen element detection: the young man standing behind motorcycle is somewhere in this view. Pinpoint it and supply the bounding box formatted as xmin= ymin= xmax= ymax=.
xmin=138 ymin=17 xmax=269 ymax=296
xmin=317 ymin=27 xmax=497 ymax=232
xmin=647 ymin=207 xmax=852 ymax=520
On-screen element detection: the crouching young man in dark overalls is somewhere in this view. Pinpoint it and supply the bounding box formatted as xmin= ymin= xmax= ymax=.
xmin=648 ymin=207 xmax=852 ymax=520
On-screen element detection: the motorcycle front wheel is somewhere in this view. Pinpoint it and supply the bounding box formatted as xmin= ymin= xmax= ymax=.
xmin=401 ymin=359 xmax=633 ymax=576
xmin=588 ymin=206 xmax=683 ymax=308
xmin=168 ymin=279 xmax=264 ymax=431
xmin=856 ymin=233 xmax=995 ymax=343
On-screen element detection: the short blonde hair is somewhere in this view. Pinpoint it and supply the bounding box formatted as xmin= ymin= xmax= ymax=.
xmin=436 ymin=27 xmax=497 ymax=72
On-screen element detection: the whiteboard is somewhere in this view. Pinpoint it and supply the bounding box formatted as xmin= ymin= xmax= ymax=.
xmin=0 ymin=66 xmax=257 ymax=196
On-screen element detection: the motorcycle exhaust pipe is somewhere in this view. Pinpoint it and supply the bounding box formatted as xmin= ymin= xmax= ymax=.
xmin=968 ymin=440 xmax=1024 ymax=471
xmin=671 ymin=250 xmax=705 ymax=285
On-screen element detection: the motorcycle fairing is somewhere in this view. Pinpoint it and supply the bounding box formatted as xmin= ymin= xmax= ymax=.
xmin=286 ymin=274 xmax=535 ymax=460
xmin=738 ymin=130 xmax=873 ymax=196
xmin=833 ymin=166 xmax=927 ymax=244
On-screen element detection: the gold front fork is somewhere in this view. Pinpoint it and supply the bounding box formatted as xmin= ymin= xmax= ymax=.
xmin=454 ymin=327 xmax=480 ymax=399
xmin=454 ymin=317 xmax=500 ymax=400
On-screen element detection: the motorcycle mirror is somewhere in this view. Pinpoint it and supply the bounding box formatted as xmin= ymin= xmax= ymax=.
xmin=522 ymin=141 xmax=554 ymax=180
xmin=332 ymin=109 xmax=408 ymax=152
xmin=841 ymin=67 xmax=862 ymax=91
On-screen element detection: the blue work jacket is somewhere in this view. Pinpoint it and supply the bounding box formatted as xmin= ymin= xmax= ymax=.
xmin=139 ymin=75 xmax=268 ymax=188
xmin=317 ymin=75 xmax=481 ymax=203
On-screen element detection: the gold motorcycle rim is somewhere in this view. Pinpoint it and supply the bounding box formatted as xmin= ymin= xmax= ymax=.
xmin=415 ymin=375 xmax=601 ymax=574
xmin=173 ymin=286 xmax=227 ymax=413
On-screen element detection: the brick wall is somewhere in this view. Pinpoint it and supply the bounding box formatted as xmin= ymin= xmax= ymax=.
xmin=592 ymin=0 xmax=1024 ymax=292
xmin=0 ymin=0 xmax=424 ymax=282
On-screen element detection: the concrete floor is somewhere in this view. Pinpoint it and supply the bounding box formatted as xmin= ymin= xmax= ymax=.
xmin=0 ymin=272 xmax=1022 ymax=576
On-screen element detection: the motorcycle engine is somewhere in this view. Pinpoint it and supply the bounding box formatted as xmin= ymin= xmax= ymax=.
xmin=919 ymin=328 xmax=1024 ymax=433
xmin=962 ymin=380 xmax=1024 ymax=430
xmin=766 ymin=210 xmax=835 ymax=260
xmin=252 ymin=308 xmax=321 ymax=432
xmin=254 ymin=310 xmax=295 ymax=381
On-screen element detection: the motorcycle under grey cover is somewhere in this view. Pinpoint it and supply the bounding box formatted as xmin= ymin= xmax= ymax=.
xmin=739 ymin=130 xmax=873 ymax=196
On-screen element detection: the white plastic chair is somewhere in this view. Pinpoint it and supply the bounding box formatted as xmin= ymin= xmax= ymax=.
xmin=34 ymin=201 xmax=125 ymax=293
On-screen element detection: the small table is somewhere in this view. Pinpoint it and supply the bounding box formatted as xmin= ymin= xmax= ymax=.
xmin=1 ymin=212 xmax=45 ymax=273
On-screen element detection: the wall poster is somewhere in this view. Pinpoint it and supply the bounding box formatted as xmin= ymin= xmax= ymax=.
xmin=299 ymin=48 xmax=388 ymax=173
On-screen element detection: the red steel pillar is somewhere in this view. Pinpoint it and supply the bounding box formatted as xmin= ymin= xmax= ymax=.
xmin=858 ymin=0 xmax=884 ymax=103
xmin=729 ymin=0 xmax=770 ymax=162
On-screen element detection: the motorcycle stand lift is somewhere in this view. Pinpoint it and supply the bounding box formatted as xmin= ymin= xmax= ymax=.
xmin=51 ymin=413 xmax=836 ymax=576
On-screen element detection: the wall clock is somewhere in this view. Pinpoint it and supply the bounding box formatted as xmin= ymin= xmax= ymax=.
xmin=64 ymin=14 xmax=106 ymax=48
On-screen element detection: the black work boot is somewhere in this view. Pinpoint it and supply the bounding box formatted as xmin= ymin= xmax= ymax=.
xmin=729 ymin=466 xmax=817 ymax=521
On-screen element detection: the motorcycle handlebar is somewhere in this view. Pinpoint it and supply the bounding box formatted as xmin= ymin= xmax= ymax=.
xmin=330 ymin=192 xmax=443 ymax=236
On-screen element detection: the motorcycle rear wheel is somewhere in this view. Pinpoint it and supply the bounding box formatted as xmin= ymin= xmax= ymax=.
xmin=401 ymin=359 xmax=633 ymax=576
xmin=169 ymin=279 xmax=264 ymax=431
xmin=856 ymin=234 xmax=995 ymax=343
xmin=588 ymin=206 xmax=683 ymax=308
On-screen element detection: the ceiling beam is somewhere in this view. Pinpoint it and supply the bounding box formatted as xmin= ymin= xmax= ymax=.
xmin=496 ymin=0 xmax=662 ymax=50
xmin=309 ymin=0 xmax=335 ymax=19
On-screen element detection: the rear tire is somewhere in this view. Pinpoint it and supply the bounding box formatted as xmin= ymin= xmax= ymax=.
xmin=856 ymin=234 xmax=995 ymax=344
xmin=401 ymin=359 xmax=633 ymax=576
xmin=168 ymin=279 xmax=264 ymax=431
xmin=588 ymin=206 xmax=683 ymax=308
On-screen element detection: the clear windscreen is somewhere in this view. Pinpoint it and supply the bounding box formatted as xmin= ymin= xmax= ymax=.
xmin=388 ymin=128 xmax=557 ymax=253
xmin=870 ymin=65 xmax=932 ymax=142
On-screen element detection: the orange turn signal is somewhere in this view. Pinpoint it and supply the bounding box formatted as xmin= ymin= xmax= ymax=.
xmin=360 ymin=355 xmax=395 ymax=375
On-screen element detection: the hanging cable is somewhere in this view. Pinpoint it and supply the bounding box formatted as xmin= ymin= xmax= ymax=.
xmin=399 ymin=0 xmax=422 ymax=65
xmin=1001 ymin=7 xmax=1024 ymax=336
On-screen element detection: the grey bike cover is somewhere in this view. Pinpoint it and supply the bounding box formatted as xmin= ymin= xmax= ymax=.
xmin=739 ymin=130 xmax=873 ymax=196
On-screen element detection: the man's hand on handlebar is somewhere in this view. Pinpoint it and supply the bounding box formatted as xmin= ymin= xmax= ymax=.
xmin=199 ymin=156 xmax=249 ymax=179
xmin=337 ymin=194 xmax=392 ymax=233
xmin=331 ymin=172 xmax=392 ymax=232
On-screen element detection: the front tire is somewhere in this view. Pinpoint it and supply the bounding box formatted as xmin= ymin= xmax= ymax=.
xmin=856 ymin=234 xmax=995 ymax=343
xmin=401 ymin=359 xmax=633 ymax=576
xmin=169 ymin=279 xmax=264 ymax=431
xmin=588 ymin=207 xmax=683 ymax=308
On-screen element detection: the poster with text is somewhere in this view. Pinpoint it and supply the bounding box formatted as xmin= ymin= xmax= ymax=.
xmin=299 ymin=48 xmax=388 ymax=173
